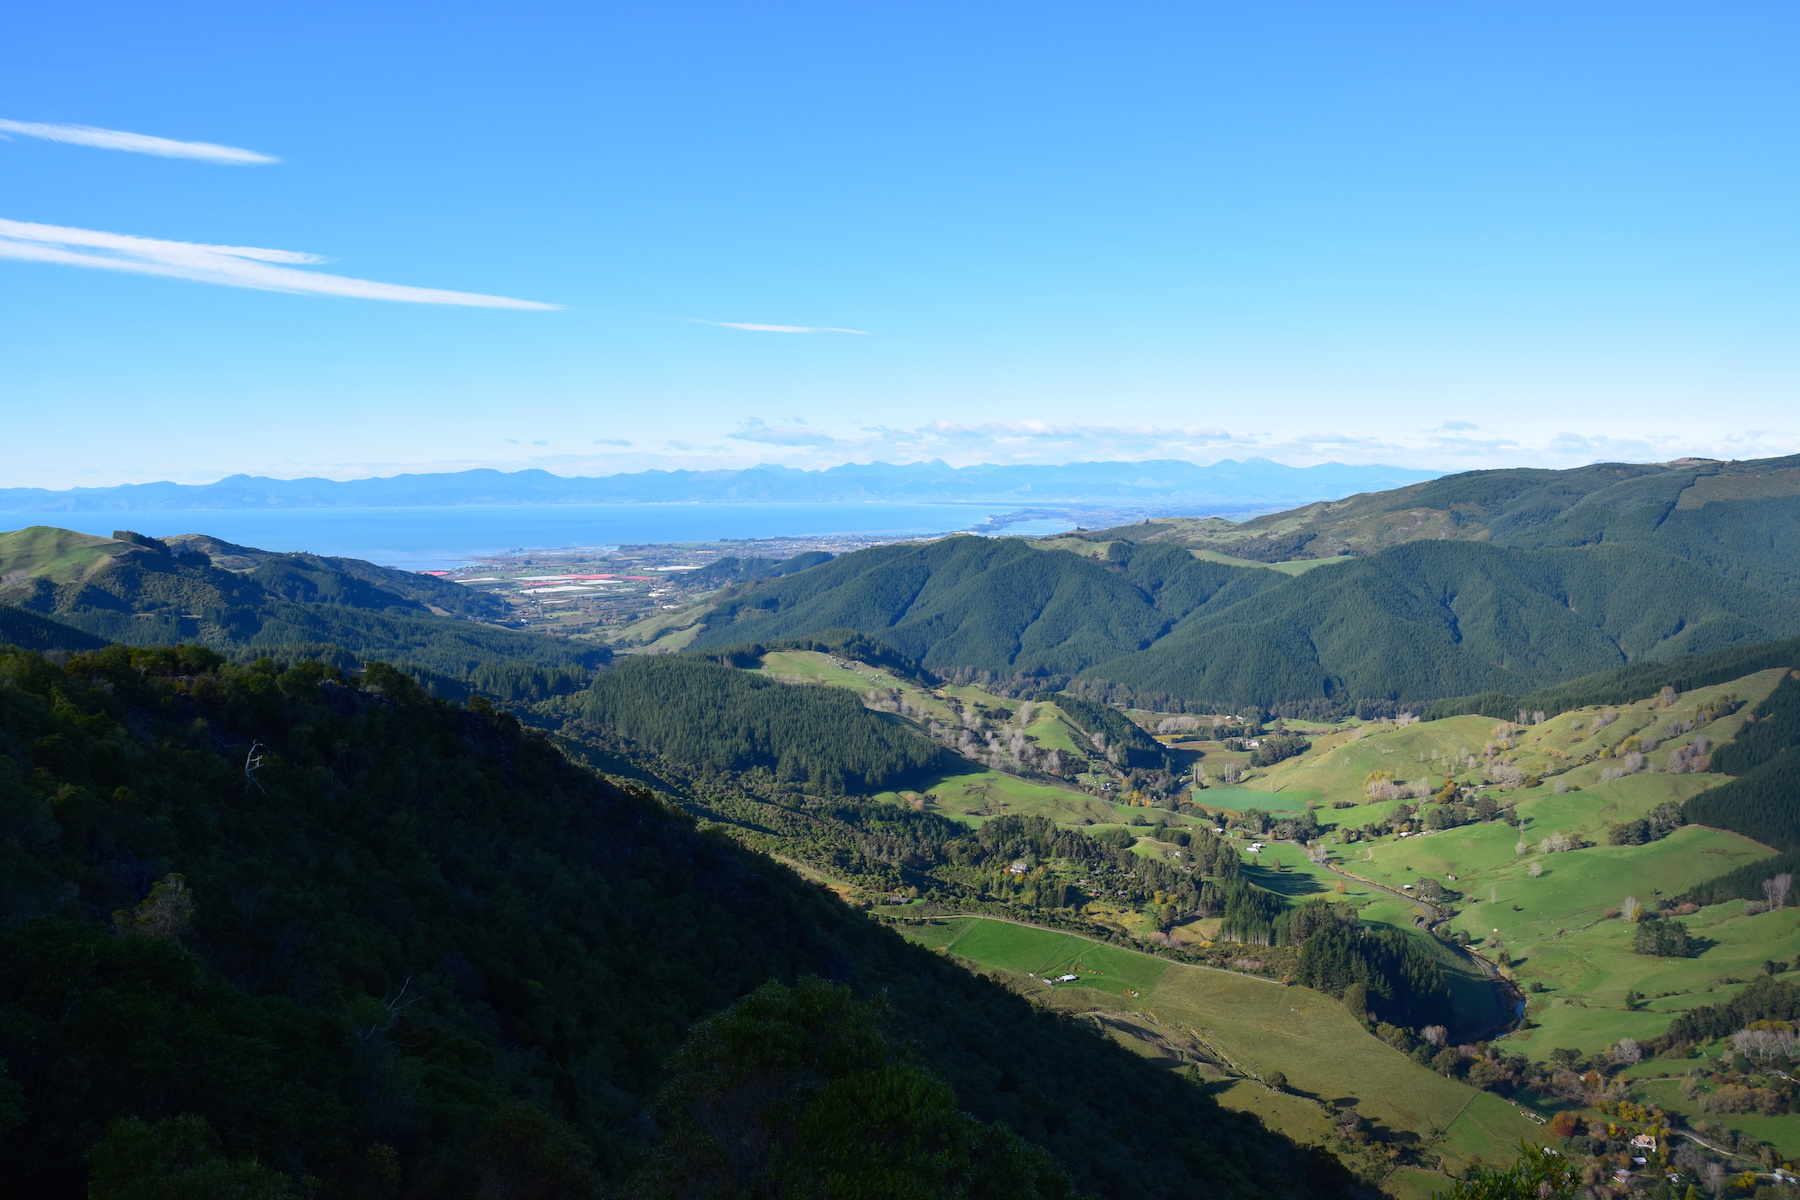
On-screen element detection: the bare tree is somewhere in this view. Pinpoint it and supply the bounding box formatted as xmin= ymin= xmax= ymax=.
xmin=1621 ymin=896 xmax=1642 ymax=922
xmin=1422 ymin=1025 xmax=1448 ymax=1048
xmin=1763 ymin=873 xmax=1792 ymax=910
xmin=1613 ymin=1037 xmax=1642 ymax=1065
xmin=1528 ymin=861 xmax=1544 ymax=878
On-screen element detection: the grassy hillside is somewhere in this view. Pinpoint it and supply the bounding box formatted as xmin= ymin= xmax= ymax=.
xmin=899 ymin=915 xmax=1539 ymax=1194
xmin=0 ymin=644 xmax=1344 ymax=1200
xmin=0 ymin=525 xmax=604 ymax=694
xmin=1192 ymin=662 xmax=1800 ymax=1153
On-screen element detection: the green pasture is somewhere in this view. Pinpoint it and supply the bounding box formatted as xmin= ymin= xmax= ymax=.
xmin=1239 ymin=841 xmax=1351 ymax=901
xmin=1251 ymin=716 xmax=1494 ymax=804
xmin=891 ymin=767 xmax=1116 ymax=823
xmin=1361 ymin=822 xmax=1767 ymax=928
xmin=1195 ymin=785 xmax=1315 ymax=814
xmin=0 ymin=525 xmax=132 ymax=585
xmin=757 ymin=649 xmax=958 ymax=718
xmin=920 ymin=917 xmax=1167 ymax=995
xmin=1140 ymin=953 xmax=1537 ymax=1170
xmin=1184 ymin=548 xmax=1353 ymax=576
xmin=904 ymin=915 xmax=1539 ymax=1175
xmin=1024 ymin=706 xmax=1088 ymax=753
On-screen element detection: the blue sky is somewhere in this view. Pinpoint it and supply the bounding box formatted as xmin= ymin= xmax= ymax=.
xmin=2 ymin=1 xmax=1795 ymax=488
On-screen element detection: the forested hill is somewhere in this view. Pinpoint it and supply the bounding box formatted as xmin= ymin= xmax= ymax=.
xmin=686 ymin=524 xmax=1800 ymax=711
xmin=0 ymin=525 xmax=605 ymax=694
xmin=577 ymin=655 xmax=944 ymax=793
xmin=0 ymin=644 xmax=1339 ymax=1199
xmin=1084 ymin=453 xmax=1800 ymax=584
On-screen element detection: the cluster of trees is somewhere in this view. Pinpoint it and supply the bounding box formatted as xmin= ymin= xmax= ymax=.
xmin=1659 ymin=977 xmax=1800 ymax=1051
xmin=0 ymin=643 xmax=1343 ymax=1200
xmin=580 ymin=655 xmax=943 ymax=793
xmin=1293 ymin=919 xmax=1452 ymax=1029
xmin=628 ymin=978 xmax=1080 ymax=1199
xmin=1633 ymin=915 xmax=1694 ymax=957
xmin=1247 ymin=732 xmax=1309 ymax=768
xmin=1226 ymin=806 xmax=1324 ymax=843
xmin=1606 ymin=801 xmax=1686 ymax=846
xmin=1342 ymin=794 xmax=1508 ymax=842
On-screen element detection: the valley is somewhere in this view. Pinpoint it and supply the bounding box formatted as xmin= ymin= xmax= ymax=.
xmin=7 ymin=454 xmax=1800 ymax=1199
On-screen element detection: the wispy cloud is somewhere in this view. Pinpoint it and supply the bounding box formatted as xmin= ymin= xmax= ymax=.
xmin=592 ymin=436 xmax=631 ymax=446
xmin=693 ymin=320 xmax=870 ymax=334
xmin=729 ymin=427 xmax=838 ymax=446
xmin=0 ymin=218 xmax=558 ymax=309
xmin=728 ymin=417 xmax=838 ymax=446
xmin=914 ymin=420 xmax=1233 ymax=446
xmin=0 ymin=118 xmax=278 ymax=165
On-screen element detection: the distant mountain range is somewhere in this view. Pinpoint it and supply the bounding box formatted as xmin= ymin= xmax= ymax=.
xmin=0 ymin=459 xmax=1441 ymax=512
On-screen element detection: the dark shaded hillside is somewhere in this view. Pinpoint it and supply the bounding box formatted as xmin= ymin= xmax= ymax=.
xmin=579 ymin=655 xmax=944 ymax=793
xmin=0 ymin=603 xmax=105 ymax=653
xmin=1682 ymin=669 xmax=1800 ymax=903
xmin=0 ymin=526 xmax=603 ymax=688
xmin=0 ymin=645 xmax=1338 ymax=1200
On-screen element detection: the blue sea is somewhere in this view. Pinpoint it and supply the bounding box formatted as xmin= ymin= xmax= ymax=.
xmin=0 ymin=504 xmax=1076 ymax=571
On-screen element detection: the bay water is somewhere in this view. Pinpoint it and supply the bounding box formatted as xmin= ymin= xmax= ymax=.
xmin=0 ymin=503 xmax=1075 ymax=571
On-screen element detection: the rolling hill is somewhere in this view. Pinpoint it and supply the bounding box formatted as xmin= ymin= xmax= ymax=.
xmin=0 ymin=525 xmax=605 ymax=691
xmin=682 ymin=455 xmax=1800 ymax=711
xmin=1082 ymin=454 xmax=1800 ymax=589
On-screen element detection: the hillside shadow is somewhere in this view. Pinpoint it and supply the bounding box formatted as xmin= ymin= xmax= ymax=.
xmin=1243 ymin=862 xmax=1327 ymax=899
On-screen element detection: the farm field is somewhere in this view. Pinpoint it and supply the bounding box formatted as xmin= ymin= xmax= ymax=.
xmin=1223 ymin=667 xmax=1800 ymax=1154
xmin=896 ymin=914 xmax=1541 ymax=1184
xmin=739 ymin=643 xmax=1800 ymax=1166
xmin=869 ymin=765 xmax=1121 ymax=825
